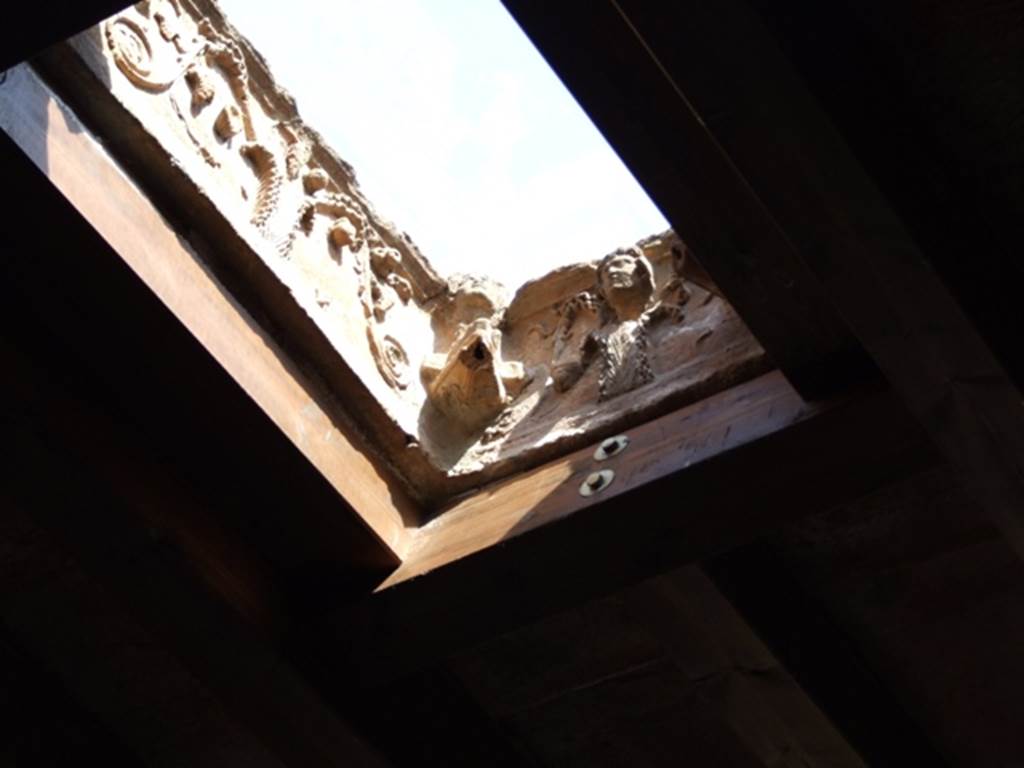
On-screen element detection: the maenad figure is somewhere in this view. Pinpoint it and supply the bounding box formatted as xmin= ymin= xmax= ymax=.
xmin=552 ymin=246 xmax=658 ymax=401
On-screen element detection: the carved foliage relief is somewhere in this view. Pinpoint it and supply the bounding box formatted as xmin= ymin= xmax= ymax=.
xmin=100 ymin=0 xmax=437 ymax=425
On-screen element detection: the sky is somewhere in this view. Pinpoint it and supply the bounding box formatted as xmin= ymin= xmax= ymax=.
xmin=216 ymin=0 xmax=668 ymax=288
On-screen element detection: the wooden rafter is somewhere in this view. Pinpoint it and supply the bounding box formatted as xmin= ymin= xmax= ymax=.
xmin=0 ymin=62 xmax=418 ymax=558
xmin=338 ymin=373 xmax=937 ymax=683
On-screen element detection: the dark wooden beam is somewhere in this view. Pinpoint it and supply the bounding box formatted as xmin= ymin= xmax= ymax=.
xmin=0 ymin=95 xmax=393 ymax=766
xmin=0 ymin=62 xmax=413 ymax=564
xmin=0 ymin=338 xmax=389 ymax=768
xmin=705 ymin=544 xmax=950 ymax=766
xmin=0 ymin=1 xmax=130 ymax=71
xmin=334 ymin=373 xmax=938 ymax=683
xmin=502 ymin=0 xmax=872 ymax=399
xmin=503 ymin=0 xmax=1024 ymax=559
xmin=443 ymin=566 xmax=869 ymax=767
xmin=0 ymin=495 xmax=296 ymax=767
xmin=289 ymin=659 xmax=544 ymax=768
xmin=746 ymin=0 xmax=1024 ymax=391
xmin=0 ymin=625 xmax=145 ymax=767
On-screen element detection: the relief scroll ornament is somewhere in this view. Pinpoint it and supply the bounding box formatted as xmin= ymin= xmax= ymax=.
xmin=105 ymin=5 xmax=419 ymax=397
xmin=107 ymin=5 xmax=271 ymax=211
xmin=370 ymin=331 xmax=411 ymax=391
xmin=106 ymin=16 xmax=172 ymax=91
xmin=105 ymin=1 xmax=197 ymax=92
xmin=356 ymin=239 xmax=416 ymax=392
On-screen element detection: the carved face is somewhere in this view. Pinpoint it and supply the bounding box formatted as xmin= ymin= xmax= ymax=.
xmin=601 ymin=253 xmax=641 ymax=290
xmin=423 ymin=320 xmax=507 ymax=433
xmin=598 ymin=249 xmax=654 ymax=320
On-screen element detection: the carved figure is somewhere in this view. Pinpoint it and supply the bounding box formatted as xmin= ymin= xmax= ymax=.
xmin=421 ymin=319 xmax=528 ymax=433
xmin=184 ymin=65 xmax=215 ymax=109
xmin=153 ymin=1 xmax=189 ymax=54
xmin=553 ymin=246 xmax=666 ymax=401
xmin=215 ymin=105 xmax=245 ymax=140
xmin=600 ymin=246 xmax=656 ymax=322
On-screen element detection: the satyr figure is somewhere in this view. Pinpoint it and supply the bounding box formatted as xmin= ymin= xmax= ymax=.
xmin=552 ymin=246 xmax=661 ymax=401
xmin=421 ymin=319 xmax=528 ymax=434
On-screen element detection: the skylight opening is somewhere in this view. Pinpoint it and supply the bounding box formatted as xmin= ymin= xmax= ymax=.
xmin=41 ymin=0 xmax=767 ymax=500
xmin=215 ymin=0 xmax=668 ymax=288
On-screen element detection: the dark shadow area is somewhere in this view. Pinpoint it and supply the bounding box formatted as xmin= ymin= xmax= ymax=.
xmin=0 ymin=625 xmax=145 ymax=766
xmin=0 ymin=1 xmax=130 ymax=73
xmin=0 ymin=97 xmax=399 ymax=768
xmin=705 ymin=543 xmax=950 ymax=766
xmin=746 ymin=0 xmax=1024 ymax=391
xmin=707 ymin=460 xmax=1024 ymax=765
xmin=0 ymin=118 xmax=396 ymax=614
xmin=331 ymin=374 xmax=940 ymax=698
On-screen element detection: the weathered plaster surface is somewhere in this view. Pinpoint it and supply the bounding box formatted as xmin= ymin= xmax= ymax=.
xmin=41 ymin=0 xmax=768 ymax=502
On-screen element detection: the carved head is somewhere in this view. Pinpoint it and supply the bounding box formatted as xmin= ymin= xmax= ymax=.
xmin=597 ymin=247 xmax=655 ymax=321
xmin=422 ymin=319 xmax=510 ymax=433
